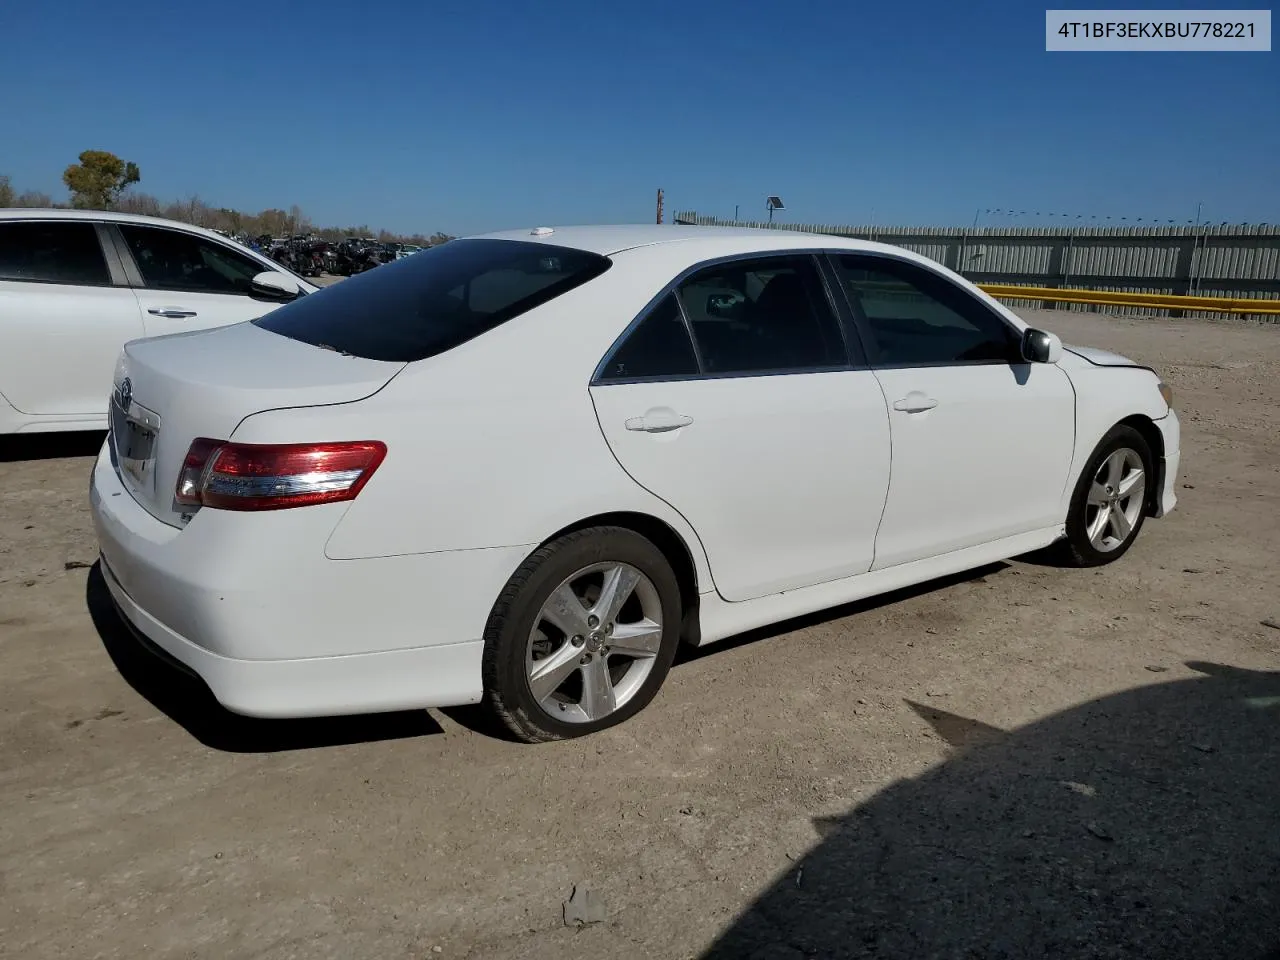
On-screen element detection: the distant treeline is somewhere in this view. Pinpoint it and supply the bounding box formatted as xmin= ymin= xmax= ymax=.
xmin=0 ymin=175 xmax=453 ymax=246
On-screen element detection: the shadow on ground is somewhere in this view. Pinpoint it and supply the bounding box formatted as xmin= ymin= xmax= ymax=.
xmin=703 ymin=661 xmax=1280 ymax=959
xmin=0 ymin=430 xmax=106 ymax=462
xmin=86 ymin=564 xmax=442 ymax=752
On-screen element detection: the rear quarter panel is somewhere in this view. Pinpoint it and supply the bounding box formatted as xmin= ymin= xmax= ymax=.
xmin=229 ymin=257 xmax=714 ymax=588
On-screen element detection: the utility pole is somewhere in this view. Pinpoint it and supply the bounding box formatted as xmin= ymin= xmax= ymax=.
xmin=656 ymin=188 xmax=664 ymax=225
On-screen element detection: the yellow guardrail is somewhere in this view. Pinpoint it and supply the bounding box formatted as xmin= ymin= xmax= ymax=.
xmin=978 ymin=284 xmax=1280 ymax=315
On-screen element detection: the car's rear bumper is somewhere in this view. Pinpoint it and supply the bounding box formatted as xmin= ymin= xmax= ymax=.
xmin=100 ymin=557 xmax=486 ymax=718
xmin=1152 ymin=408 xmax=1181 ymax=518
xmin=89 ymin=440 xmax=530 ymax=718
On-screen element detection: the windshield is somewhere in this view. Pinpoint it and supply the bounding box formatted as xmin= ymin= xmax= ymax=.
xmin=252 ymin=238 xmax=612 ymax=362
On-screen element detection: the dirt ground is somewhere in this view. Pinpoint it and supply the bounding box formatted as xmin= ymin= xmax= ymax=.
xmin=1 ymin=308 xmax=1277 ymax=960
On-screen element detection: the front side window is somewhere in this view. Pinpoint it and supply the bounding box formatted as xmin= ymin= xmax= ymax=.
xmin=0 ymin=221 xmax=111 ymax=285
xmin=830 ymin=254 xmax=1020 ymax=366
xmin=118 ymin=225 xmax=265 ymax=295
xmin=598 ymin=294 xmax=699 ymax=381
xmin=253 ymin=239 xmax=611 ymax=363
xmin=675 ymin=255 xmax=847 ymax=375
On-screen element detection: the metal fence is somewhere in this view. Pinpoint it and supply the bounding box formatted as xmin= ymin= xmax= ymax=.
xmin=673 ymin=213 xmax=1280 ymax=320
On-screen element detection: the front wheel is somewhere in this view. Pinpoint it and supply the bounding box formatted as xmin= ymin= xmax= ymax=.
xmin=1054 ymin=424 xmax=1153 ymax=567
xmin=482 ymin=527 xmax=682 ymax=742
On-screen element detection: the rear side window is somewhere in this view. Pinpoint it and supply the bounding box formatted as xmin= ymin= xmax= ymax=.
xmin=0 ymin=221 xmax=111 ymax=285
xmin=597 ymin=295 xmax=699 ymax=381
xmin=254 ymin=239 xmax=612 ymax=362
xmin=676 ymin=255 xmax=847 ymax=375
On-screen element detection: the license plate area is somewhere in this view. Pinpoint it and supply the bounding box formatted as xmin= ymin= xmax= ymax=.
xmin=111 ymin=395 xmax=161 ymax=491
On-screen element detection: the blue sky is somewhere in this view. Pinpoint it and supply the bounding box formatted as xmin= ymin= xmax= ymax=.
xmin=4 ymin=0 xmax=1277 ymax=234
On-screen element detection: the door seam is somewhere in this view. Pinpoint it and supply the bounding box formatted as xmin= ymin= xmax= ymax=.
xmin=867 ymin=369 xmax=895 ymax=570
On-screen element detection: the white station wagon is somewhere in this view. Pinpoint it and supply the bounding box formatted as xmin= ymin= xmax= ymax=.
xmin=90 ymin=225 xmax=1180 ymax=741
xmin=0 ymin=209 xmax=313 ymax=434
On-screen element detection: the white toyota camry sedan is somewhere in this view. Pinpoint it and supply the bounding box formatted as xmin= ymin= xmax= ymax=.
xmin=90 ymin=225 xmax=1180 ymax=741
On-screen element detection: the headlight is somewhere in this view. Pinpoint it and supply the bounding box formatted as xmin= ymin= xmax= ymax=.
xmin=1157 ymin=381 xmax=1173 ymax=408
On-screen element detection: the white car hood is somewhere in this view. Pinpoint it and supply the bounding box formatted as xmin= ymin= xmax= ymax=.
xmin=1065 ymin=344 xmax=1138 ymax=367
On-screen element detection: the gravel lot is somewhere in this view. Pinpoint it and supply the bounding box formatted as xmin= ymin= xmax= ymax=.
xmin=1 ymin=308 xmax=1277 ymax=960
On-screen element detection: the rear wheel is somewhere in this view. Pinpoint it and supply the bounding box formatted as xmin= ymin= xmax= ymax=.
xmin=482 ymin=527 xmax=682 ymax=742
xmin=1054 ymin=424 xmax=1153 ymax=567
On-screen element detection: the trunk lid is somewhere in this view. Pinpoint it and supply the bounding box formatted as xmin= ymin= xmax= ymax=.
xmin=109 ymin=321 xmax=404 ymax=527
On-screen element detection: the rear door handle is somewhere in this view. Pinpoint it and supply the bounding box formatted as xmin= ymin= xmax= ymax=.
xmin=625 ymin=409 xmax=693 ymax=433
xmin=892 ymin=393 xmax=938 ymax=413
xmin=147 ymin=307 xmax=198 ymax=319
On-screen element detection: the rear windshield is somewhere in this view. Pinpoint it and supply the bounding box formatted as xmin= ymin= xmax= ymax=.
xmin=253 ymin=239 xmax=611 ymax=362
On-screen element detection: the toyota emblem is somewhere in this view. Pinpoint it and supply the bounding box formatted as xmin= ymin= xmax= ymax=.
xmin=117 ymin=377 xmax=133 ymax=410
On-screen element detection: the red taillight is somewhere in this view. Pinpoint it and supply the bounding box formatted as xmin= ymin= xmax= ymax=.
xmin=174 ymin=439 xmax=387 ymax=511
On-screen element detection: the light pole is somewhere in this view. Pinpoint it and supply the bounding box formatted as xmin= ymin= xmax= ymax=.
xmin=766 ymin=196 xmax=784 ymax=224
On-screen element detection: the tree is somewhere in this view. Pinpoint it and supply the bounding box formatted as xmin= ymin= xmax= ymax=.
xmin=257 ymin=208 xmax=289 ymax=237
xmin=16 ymin=190 xmax=53 ymax=208
xmin=62 ymin=150 xmax=141 ymax=209
xmin=164 ymin=194 xmax=213 ymax=227
xmin=0 ymin=179 xmax=54 ymax=208
xmin=218 ymin=207 xmax=243 ymax=234
xmin=115 ymin=192 xmax=163 ymax=216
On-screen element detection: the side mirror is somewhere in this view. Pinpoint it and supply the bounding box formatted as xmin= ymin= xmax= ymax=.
xmin=251 ymin=271 xmax=302 ymax=302
xmin=1021 ymin=327 xmax=1063 ymax=364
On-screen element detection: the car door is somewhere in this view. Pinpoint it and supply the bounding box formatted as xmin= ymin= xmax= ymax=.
xmin=589 ymin=253 xmax=892 ymax=602
xmin=0 ymin=219 xmax=145 ymax=417
xmin=827 ymin=252 xmax=1075 ymax=570
xmin=111 ymin=223 xmax=295 ymax=334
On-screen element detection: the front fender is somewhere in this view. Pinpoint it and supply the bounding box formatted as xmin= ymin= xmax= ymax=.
xmin=1058 ymin=354 xmax=1171 ymax=514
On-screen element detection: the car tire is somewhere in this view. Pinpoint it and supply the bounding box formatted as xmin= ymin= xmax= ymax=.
xmin=482 ymin=526 xmax=682 ymax=743
xmin=1054 ymin=424 xmax=1154 ymax=568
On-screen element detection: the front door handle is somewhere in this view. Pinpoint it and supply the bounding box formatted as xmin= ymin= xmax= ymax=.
xmin=624 ymin=409 xmax=693 ymax=433
xmin=892 ymin=393 xmax=938 ymax=413
xmin=147 ymin=307 xmax=198 ymax=319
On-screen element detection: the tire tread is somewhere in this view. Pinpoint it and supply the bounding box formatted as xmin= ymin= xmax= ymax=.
xmin=481 ymin=526 xmax=679 ymax=743
xmin=1052 ymin=424 xmax=1153 ymax=568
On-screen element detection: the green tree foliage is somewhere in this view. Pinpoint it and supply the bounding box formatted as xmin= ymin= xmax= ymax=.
xmin=61 ymin=150 xmax=142 ymax=209
xmin=0 ymin=175 xmax=13 ymax=207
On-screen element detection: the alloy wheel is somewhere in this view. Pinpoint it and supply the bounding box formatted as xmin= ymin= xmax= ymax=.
xmin=1084 ymin=447 xmax=1146 ymax=552
xmin=525 ymin=562 xmax=664 ymax=723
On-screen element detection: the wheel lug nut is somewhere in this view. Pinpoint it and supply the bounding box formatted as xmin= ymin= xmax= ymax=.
xmin=580 ymin=654 xmax=591 ymax=665
xmin=604 ymin=622 xmax=614 ymax=635
xmin=571 ymin=635 xmax=584 ymax=647
xmin=587 ymin=615 xmax=599 ymax=628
